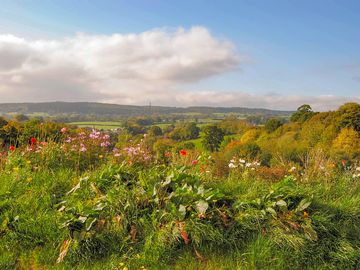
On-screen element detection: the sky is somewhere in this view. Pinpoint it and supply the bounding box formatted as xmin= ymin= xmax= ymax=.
xmin=0 ymin=0 xmax=359 ymax=110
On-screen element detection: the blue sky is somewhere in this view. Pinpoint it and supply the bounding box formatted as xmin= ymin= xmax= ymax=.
xmin=0 ymin=0 xmax=359 ymax=109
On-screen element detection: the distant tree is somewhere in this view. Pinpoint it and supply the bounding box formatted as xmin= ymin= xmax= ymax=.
xmin=123 ymin=121 xmax=146 ymax=135
xmin=202 ymin=125 xmax=225 ymax=152
xmin=148 ymin=125 xmax=163 ymax=137
xmin=290 ymin=104 xmax=316 ymax=123
xmin=265 ymin=118 xmax=283 ymax=133
xmin=169 ymin=122 xmax=200 ymax=141
xmin=14 ymin=114 xmax=29 ymax=122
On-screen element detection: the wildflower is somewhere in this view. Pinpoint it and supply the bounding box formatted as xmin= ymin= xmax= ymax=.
xmin=100 ymin=141 xmax=111 ymax=147
xmin=40 ymin=141 xmax=47 ymax=146
xmin=192 ymin=160 xmax=198 ymax=165
xmin=198 ymin=213 xmax=206 ymax=219
xmin=239 ymin=159 xmax=246 ymax=164
xmin=60 ymin=127 xmax=67 ymax=133
xmin=102 ymin=134 xmax=110 ymax=140
xmin=180 ymin=149 xmax=187 ymax=156
xmin=163 ymin=151 xmax=170 ymax=157
xmin=289 ymin=166 xmax=296 ymax=172
xmin=356 ymin=167 xmax=360 ymax=171
xmin=89 ymin=129 xmax=100 ymax=139
xmin=30 ymin=137 xmax=37 ymax=145
xmin=228 ymin=163 xmax=237 ymax=168
xmin=9 ymin=145 xmax=15 ymax=151
xmin=79 ymin=144 xmax=87 ymax=152
xmin=113 ymin=148 xmax=121 ymax=157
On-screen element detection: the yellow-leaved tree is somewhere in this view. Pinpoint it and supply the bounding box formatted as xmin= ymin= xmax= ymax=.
xmin=332 ymin=127 xmax=360 ymax=160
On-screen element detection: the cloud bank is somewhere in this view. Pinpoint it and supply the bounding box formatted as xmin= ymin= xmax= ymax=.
xmin=0 ymin=26 xmax=358 ymax=110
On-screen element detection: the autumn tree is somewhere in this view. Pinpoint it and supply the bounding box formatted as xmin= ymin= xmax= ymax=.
xmin=335 ymin=103 xmax=360 ymax=133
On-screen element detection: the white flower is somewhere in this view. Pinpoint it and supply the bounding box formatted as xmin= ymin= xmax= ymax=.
xmin=356 ymin=167 xmax=360 ymax=171
xmin=245 ymin=163 xmax=252 ymax=168
xmin=228 ymin=163 xmax=237 ymax=168
xmin=239 ymin=159 xmax=246 ymax=164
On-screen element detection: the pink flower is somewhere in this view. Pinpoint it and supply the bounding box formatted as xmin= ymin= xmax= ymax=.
xmin=163 ymin=151 xmax=170 ymax=157
xmin=192 ymin=160 xmax=198 ymax=165
xmin=79 ymin=143 xmax=87 ymax=152
xmin=100 ymin=141 xmax=111 ymax=147
xmin=60 ymin=127 xmax=67 ymax=134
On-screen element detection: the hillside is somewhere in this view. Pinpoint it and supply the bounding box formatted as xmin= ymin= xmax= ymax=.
xmin=0 ymin=102 xmax=293 ymax=117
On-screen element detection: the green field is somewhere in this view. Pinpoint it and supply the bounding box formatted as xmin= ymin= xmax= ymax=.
xmin=70 ymin=121 xmax=123 ymax=130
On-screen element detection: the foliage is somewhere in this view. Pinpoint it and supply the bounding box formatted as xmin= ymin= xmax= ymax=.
xmin=290 ymin=104 xmax=317 ymax=123
xmin=202 ymin=125 xmax=225 ymax=152
xmin=265 ymin=118 xmax=283 ymax=133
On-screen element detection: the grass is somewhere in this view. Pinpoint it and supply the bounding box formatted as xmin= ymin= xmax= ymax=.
xmin=0 ymin=152 xmax=359 ymax=269
xmin=0 ymin=128 xmax=358 ymax=270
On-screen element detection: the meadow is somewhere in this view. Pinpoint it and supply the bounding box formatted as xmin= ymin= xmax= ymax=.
xmin=0 ymin=103 xmax=359 ymax=269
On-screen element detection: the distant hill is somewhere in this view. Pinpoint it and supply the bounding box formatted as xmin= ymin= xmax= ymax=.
xmin=0 ymin=102 xmax=293 ymax=121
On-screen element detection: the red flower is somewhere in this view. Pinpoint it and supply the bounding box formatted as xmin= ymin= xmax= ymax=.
xmin=163 ymin=151 xmax=170 ymax=157
xmin=180 ymin=149 xmax=187 ymax=156
xmin=30 ymin=137 xmax=37 ymax=145
xmin=192 ymin=160 xmax=198 ymax=165
xmin=9 ymin=145 xmax=15 ymax=151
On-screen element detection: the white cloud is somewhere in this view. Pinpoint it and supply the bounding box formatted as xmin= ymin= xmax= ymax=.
xmin=170 ymin=91 xmax=360 ymax=111
xmin=0 ymin=27 xmax=358 ymax=111
xmin=0 ymin=27 xmax=239 ymax=103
